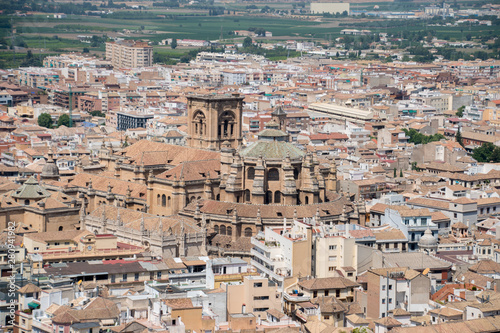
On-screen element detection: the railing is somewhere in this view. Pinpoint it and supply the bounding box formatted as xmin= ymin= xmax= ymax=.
xmin=32 ymin=318 xmax=53 ymax=332
xmin=251 ymin=259 xmax=286 ymax=282
xmin=39 ymin=247 xmax=143 ymax=259
xmin=283 ymin=292 xmax=311 ymax=302
xmin=382 ymin=248 xmax=402 ymax=253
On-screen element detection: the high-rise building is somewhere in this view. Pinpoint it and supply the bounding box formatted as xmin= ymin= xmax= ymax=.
xmin=105 ymin=40 xmax=153 ymax=68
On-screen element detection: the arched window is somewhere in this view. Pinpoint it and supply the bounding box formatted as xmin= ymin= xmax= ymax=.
xmin=247 ymin=167 xmax=255 ymax=180
xmin=193 ymin=111 xmax=206 ymax=136
xmin=167 ymin=196 xmax=171 ymax=208
xmin=216 ymin=194 xmax=220 ymax=201
xmin=274 ymin=191 xmax=281 ymax=204
xmin=268 ymin=168 xmax=279 ymax=181
xmin=227 ymin=226 xmax=232 ymax=236
xmin=265 ymin=191 xmax=272 ymax=204
xmin=24 ymin=199 xmax=30 ymax=205
xmin=58 ymin=226 xmax=63 ymax=231
xmin=220 ymin=225 xmax=226 ymax=235
xmin=244 ymin=227 xmax=253 ymax=237
xmin=190 ymin=196 xmax=196 ymax=203
xmin=157 ymin=194 xmax=160 ymax=206
xmin=162 ymin=194 xmax=166 ymax=207
xmin=245 ymin=190 xmax=251 ymax=202
xmin=214 ymin=225 xmax=219 ymax=234
xmin=218 ymin=111 xmax=236 ymax=138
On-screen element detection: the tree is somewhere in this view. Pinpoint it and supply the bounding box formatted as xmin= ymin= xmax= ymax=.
xmin=243 ymin=37 xmax=253 ymax=48
xmin=400 ymin=169 xmax=403 ymax=177
xmin=394 ymin=167 xmax=397 ymax=178
xmin=171 ymin=38 xmax=177 ymax=49
xmin=456 ymin=127 xmax=464 ymax=147
xmin=90 ymin=110 xmax=105 ymax=117
xmin=83 ymin=47 xmax=89 ymax=53
xmin=456 ymin=105 xmax=465 ymax=117
xmin=38 ymin=113 xmax=53 ymax=129
xmin=471 ymin=143 xmax=500 ymax=163
xmin=57 ymin=114 xmax=71 ymax=127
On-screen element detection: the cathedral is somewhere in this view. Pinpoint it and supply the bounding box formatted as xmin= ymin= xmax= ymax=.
xmin=70 ymin=94 xmax=365 ymax=257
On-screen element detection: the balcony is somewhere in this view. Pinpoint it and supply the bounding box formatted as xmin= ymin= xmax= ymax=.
xmin=251 ymin=259 xmax=289 ymax=283
xmin=283 ymin=292 xmax=311 ymax=303
xmin=382 ymin=248 xmax=402 ymax=253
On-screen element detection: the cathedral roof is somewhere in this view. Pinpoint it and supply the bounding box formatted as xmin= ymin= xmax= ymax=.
xmin=157 ymin=159 xmax=221 ymax=182
xmin=239 ymin=139 xmax=305 ymax=160
xmin=116 ymin=140 xmax=220 ymax=167
xmin=11 ymin=176 xmax=51 ymax=200
xmin=88 ymin=205 xmax=201 ymax=235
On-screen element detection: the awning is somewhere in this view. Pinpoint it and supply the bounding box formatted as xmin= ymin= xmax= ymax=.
xmin=28 ymin=301 xmax=40 ymax=309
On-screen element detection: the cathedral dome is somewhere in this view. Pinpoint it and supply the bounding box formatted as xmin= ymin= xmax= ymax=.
xmin=418 ymin=228 xmax=437 ymax=250
xmin=12 ymin=176 xmax=51 ymax=200
xmin=41 ymin=149 xmax=59 ymax=180
xmin=41 ymin=161 xmax=59 ymax=179
xmin=239 ymin=121 xmax=303 ymax=160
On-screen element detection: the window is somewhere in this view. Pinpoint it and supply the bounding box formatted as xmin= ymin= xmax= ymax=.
xmin=247 ymin=167 xmax=255 ymax=180
xmin=325 ymin=290 xmax=329 ymax=296
xmin=254 ymin=282 xmax=263 ymax=288
xmin=162 ymin=194 xmax=166 ymax=207
xmin=268 ymin=168 xmax=279 ymax=181
xmin=329 ymin=267 xmax=335 ymax=271
xmin=329 ymin=245 xmax=337 ymax=250
xmin=382 ymin=298 xmax=386 ymax=304
xmin=324 ymin=315 xmax=330 ymax=320
xmin=348 ymin=272 xmax=353 ymax=277
xmin=389 ymin=298 xmax=393 ymax=304
xmin=244 ymin=228 xmax=253 ymax=237
xmin=454 ymin=213 xmax=458 ymax=218
xmin=329 ymin=256 xmax=337 ymax=262
xmin=135 ymin=273 xmax=139 ymax=281
xmin=313 ymin=291 xmax=318 ymax=298
xmin=157 ymin=271 xmax=162 ymax=279
xmin=34 ymin=247 xmax=39 ymax=251
xmin=382 ymin=285 xmax=386 ymax=291
xmin=111 ymin=275 xmax=115 ymax=283
xmin=253 ymin=296 xmax=269 ymax=300
xmin=54 ymin=242 xmax=60 ymax=246
xmin=389 ymin=285 xmax=393 ymax=290
xmin=336 ymin=290 xmax=340 ymax=297
xmin=64 ymin=242 xmax=69 ymax=245
xmin=421 ymin=218 xmax=427 ymax=226
xmin=122 ymin=274 xmax=127 ymax=282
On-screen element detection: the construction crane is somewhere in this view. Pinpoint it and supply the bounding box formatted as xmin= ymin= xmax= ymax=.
xmin=68 ymin=84 xmax=73 ymax=128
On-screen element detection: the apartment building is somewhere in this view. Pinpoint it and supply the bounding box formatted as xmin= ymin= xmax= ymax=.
xmin=359 ymin=267 xmax=430 ymax=319
xmin=251 ymin=221 xmax=312 ymax=290
xmin=105 ymin=40 xmax=153 ymax=68
xmin=225 ymin=275 xmax=282 ymax=320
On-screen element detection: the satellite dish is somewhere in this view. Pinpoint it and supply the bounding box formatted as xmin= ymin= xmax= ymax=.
xmin=422 ymin=268 xmax=430 ymax=275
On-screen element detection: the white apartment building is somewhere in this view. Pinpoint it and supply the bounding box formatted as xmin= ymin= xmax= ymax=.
xmin=105 ymin=40 xmax=153 ymax=68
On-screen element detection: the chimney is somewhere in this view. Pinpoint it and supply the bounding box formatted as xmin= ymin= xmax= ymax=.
xmin=242 ymin=304 xmax=246 ymax=314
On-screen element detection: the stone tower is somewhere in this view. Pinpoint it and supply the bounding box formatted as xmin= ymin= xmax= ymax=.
xmin=187 ymin=94 xmax=244 ymax=151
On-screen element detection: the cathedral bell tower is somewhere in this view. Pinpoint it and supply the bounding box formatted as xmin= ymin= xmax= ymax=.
xmin=187 ymin=94 xmax=244 ymax=151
